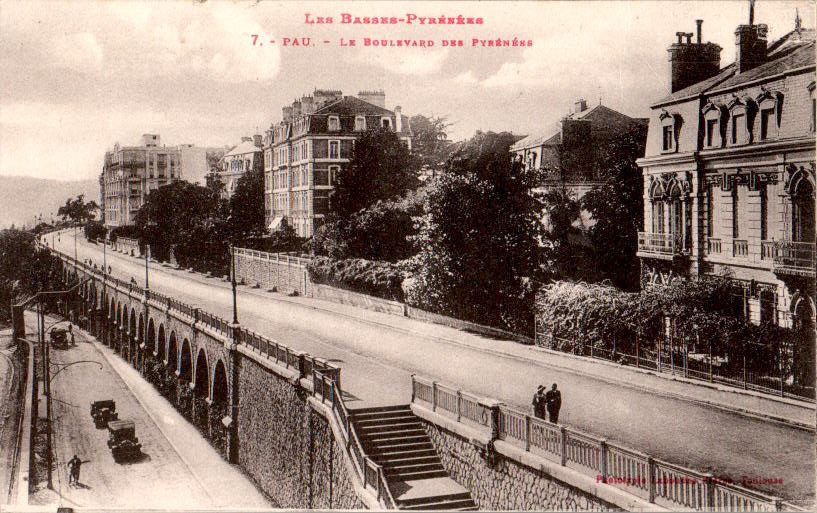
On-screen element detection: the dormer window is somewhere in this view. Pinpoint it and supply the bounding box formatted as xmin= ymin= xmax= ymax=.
xmin=755 ymin=89 xmax=782 ymax=141
xmin=355 ymin=115 xmax=366 ymax=131
xmin=702 ymin=102 xmax=726 ymax=149
xmin=732 ymin=114 xmax=746 ymax=144
xmin=727 ymin=96 xmax=756 ymax=146
xmin=659 ymin=110 xmax=680 ymax=153
xmin=808 ymin=81 xmax=815 ymax=132
xmin=381 ymin=117 xmax=392 ymax=129
xmin=328 ymin=115 xmax=340 ymax=131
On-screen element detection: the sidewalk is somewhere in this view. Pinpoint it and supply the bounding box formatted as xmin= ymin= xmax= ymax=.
xmin=60 ymin=234 xmax=816 ymax=430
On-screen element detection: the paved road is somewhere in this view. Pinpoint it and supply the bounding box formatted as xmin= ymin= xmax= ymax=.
xmin=51 ymin=234 xmax=814 ymax=501
xmin=33 ymin=311 xmax=271 ymax=509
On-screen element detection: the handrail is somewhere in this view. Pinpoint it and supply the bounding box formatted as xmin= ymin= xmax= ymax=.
xmin=411 ymin=374 xmax=791 ymax=511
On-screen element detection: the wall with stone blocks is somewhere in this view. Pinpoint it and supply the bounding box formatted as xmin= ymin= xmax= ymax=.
xmin=236 ymin=254 xmax=309 ymax=295
xmin=236 ymin=355 xmax=364 ymax=509
xmin=421 ymin=421 xmax=618 ymax=512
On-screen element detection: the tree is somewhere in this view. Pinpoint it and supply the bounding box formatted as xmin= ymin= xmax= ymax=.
xmin=409 ymin=114 xmax=451 ymax=174
xmin=405 ymin=131 xmax=545 ymax=333
xmin=582 ymin=126 xmax=647 ymax=290
xmin=0 ymin=229 xmax=63 ymax=324
xmin=58 ymin=194 xmax=99 ymax=225
xmin=228 ymin=167 xmax=266 ymax=239
xmin=331 ymin=127 xmax=418 ymax=219
xmin=134 ymin=181 xmax=227 ymax=270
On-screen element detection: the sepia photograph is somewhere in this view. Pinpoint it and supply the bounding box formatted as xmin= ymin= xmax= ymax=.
xmin=0 ymin=0 xmax=815 ymax=511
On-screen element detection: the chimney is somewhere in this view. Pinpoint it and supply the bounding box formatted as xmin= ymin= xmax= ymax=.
xmin=301 ymin=95 xmax=315 ymax=114
xmin=292 ymin=100 xmax=302 ymax=118
xmin=282 ymin=106 xmax=293 ymax=122
xmin=574 ymin=98 xmax=588 ymax=114
xmin=358 ymin=90 xmax=386 ymax=108
xmin=667 ymin=20 xmax=722 ymax=93
xmin=241 ymin=136 xmax=252 ymax=143
xmin=394 ymin=106 xmax=402 ymax=132
xmin=253 ymin=134 xmax=262 ymax=147
xmin=735 ymin=23 xmax=767 ymax=74
xmin=314 ymin=89 xmax=343 ymax=109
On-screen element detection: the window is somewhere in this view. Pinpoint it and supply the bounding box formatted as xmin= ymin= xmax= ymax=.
xmin=329 ymin=140 xmax=340 ymax=159
xmin=706 ymin=119 xmax=718 ymax=147
xmin=732 ymin=187 xmax=740 ymax=239
xmin=355 ymin=116 xmax=366 ymax=131
xmin=662 ymin=126 xmax=673 ymax=151
xmin=760 ymin=108 xmax=774 ymax=140
xmin=731 ymin=114 xmax=745 ymax=145
xmin=329 ymin=165 xmax=340 ymax=186
xmin=381 ymin=117 xmax=392 ymax=129
xmin=760 ymin=186 xmax=768 ymax=241
xmin=652 ymin=201 xmax=665 ymax=234
xmin=792 ymin=179 xmax=815 ymax=243
xmin=328 ymin=116 xmax=340 ymax=131
xmin=706 ymin=184 xmax=714 ymax=237
xmin=812 ymin=98 xmax=816 ymax=132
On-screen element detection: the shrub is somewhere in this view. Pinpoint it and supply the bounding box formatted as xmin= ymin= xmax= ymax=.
xmin=307 ymin=256 xmax=405 ymax=302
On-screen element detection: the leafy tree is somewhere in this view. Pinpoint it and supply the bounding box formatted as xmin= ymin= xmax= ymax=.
xmin=0 ymin=229 xmax=64 ymax=324
xmin=405 ymin=131 xmax=545 ymax=333
xmin=540 ymin=187 xmax=590 ymax=282
xmin=228 ymin=167 xmax=266 ymax=239
xmin=84 ymin=220 xmax=107 ymax=241
xmin=409 ymin=114 xmax=451 ymax=174
xmin=58 ymin=194 xmax=99 ymax=225
xmin=582 ymin=126 xmax=648 ymax=290
xmin=331 ymin=127 xmax=418 ymax=219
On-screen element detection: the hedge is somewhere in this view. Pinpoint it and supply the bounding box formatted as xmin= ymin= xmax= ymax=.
xmin=307 ymin=256 xmax=405 ymax=302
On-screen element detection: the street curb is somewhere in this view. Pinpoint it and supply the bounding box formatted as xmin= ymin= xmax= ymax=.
xmin=65 ymin=238 xmax=816 ymax=432
xmin=80 ymin=332 xmax=217 ymax=504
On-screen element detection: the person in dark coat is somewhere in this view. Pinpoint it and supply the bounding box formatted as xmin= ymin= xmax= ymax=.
xmin=67 ymin=454 xmax=87 ymax=485
xmin=545 ymin=383 xmax=562 ymax=424
xmin=531 ymin=385 xmax=546 ymax=420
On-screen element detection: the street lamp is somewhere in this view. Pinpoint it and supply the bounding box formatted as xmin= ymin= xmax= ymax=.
xmin=143 ymin=221 xmax=156 ymax=290
xmin=226 ymin=215 xmax=238 ymax=325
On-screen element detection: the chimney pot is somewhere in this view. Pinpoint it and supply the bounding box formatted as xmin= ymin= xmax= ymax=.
xmin=574 ymin=98 xmax=588 ymax=113
xmin=685 ymin=32 xmax=693 ymax=44
xmin=676 ymin=31 xmax=686 ymax=44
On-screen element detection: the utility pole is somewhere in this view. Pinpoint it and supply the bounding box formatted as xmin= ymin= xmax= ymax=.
xmin=231 ymin=244 xmax=238 ymax=325
xmin=39 ymin=300 xmax=53 ymax=489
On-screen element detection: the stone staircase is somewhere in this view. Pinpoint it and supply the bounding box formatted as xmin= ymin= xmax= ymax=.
xmin=351 ymin=405 xmax=477 ymax=511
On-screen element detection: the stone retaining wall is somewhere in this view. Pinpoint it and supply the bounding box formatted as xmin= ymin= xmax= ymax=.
xmin=236 ymin=253 xmax=308 ymax=295
xmin=421 ymin=420 xmax=618 ymax=511
xmin=237 ymin=354 xmax=364 ymax=509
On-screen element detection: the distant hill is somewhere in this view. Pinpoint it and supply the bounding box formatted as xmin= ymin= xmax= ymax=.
xmin=0 ymin=176 xmax=99 ymax=229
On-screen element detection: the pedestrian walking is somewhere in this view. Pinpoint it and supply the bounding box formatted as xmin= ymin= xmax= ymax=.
xmin=67 ymin=454 xmax=89 ymax=486
xmin=545 ymin=383 xmax=562 ymax=424
xmin=531 ymin=385 xmax=547 ymax=420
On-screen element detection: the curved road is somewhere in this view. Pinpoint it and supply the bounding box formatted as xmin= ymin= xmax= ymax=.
xmin=50 ymin=233 xmax=814 ymax=502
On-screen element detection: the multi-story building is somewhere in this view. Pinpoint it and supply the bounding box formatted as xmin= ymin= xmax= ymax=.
xmin=218 ymin=135 xmax=263 ymax=198
xmin=511 ymin=99 xmax=647 ymax=230
xmin=264 ymin=89 xmax=412 ymax=237
xmin=636 ymin=13 xmax=815 ymax=342
xmin=100 ymin=134 xmax=208 ymax=227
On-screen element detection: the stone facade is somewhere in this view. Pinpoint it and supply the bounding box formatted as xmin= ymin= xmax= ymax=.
xmin=235 ymin=251 xmax=309 ymax=295
xmin=422 ymin=421 xmax=617 ymax=511
xmin=237 ymin=354 xmax=364 ymax=509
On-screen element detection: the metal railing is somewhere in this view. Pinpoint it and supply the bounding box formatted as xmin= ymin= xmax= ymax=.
xmin=234 ymin=247 xmax=310 ymax=267
xmin=313 ymin=369 xmax=397 ymax=509
xmin=769 ymin=240 xmax=816 ymax=276
xmin=706 ymin=238 xmax=722 ymax=255
xmin=411 ymin=375 xmax=796 ymax=512
xmin=637 ymin=232 xmax=676 ymax=256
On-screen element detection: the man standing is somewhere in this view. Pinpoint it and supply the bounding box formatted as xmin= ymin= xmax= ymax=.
xmin=67 ymin=454 xmax=82 ymax=485
xmin=545 ymin=383 xmax=562 ymax=424
xmin=531 ymin=385 xmax=546 ymax=420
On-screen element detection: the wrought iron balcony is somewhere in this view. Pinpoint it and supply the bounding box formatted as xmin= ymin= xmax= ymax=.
xmin=637 ymin=232 xmax=686 ymax=260
xmin=763 ymin=240 xmax=816 ymax=277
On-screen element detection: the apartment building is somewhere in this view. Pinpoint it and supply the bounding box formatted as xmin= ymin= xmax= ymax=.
xmin=218 ymin=135 xmax=264 ymax=198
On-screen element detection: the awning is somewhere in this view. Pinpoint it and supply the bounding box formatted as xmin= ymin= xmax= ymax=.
xmin=269 ymin=216 xmax=284 ymax=231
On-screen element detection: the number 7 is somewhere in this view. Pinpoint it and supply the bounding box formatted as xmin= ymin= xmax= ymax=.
xmin=251 ymin=34 xmax=258 ymax=45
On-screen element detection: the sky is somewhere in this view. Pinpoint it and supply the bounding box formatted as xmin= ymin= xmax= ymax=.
xmin=0 ymin=0 xmax=814 ymax=182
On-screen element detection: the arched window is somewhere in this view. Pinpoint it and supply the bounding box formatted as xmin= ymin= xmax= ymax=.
xmin=659 ymin=111 xmax=681 ymax=153
xmin=727 ymin=96 xmax=756 ymax=146
xmin=755 ymin=90 xmax=783 ymax=141
xmin=650 ymin=180 xmax=665 ymax=233
xmin=702 ymin=102 xmax=726 ymax=148
xmin=792 ymin=177 xmax=815 ymax=243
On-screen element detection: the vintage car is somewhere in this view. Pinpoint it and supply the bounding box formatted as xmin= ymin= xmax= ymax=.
xmin=50 ymin=328 xmax=69 ymax=348
xmin=107 ymin=420 xmax=142 ymax=462
xmin=90 ymin=399 xmax=118 ymax=429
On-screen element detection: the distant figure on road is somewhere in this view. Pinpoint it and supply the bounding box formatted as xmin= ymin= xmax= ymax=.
xmin=67 ymin=454 xmax=88 ymax=485
xmin=532 ymin=385 xmax=546 ymax=420
xmin=545 ymin=383 xmax=562 ymax=424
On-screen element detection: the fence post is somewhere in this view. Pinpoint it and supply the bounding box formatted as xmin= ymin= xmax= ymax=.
xmin=600 ymin=439 xmax=608 ymax=483
xmin=410 ymin=374 xmax=416 ymax=403
xmin=560 ymin=426 xmax=567 ymax=466
xmin=778 ymin=340 xmax=784 ymax=397
xmin=743 ymin=354 xmax=747 ymax=390
xmin=431 ymin=381 xmax=438 ymax=412
xmin=635 ymin=327 xmax=640 ymax=369
xmin=703 ymin=473 xmax=714 ymax=511
xmin=525 ymin=414 xmax=531 ymax=452
xmin=647 ymin=456 xmax=656 ymax=503
xmin=683 ymin=337 xmax=688 ymax=378
xmin=456 ymin=390 xmax=462 ymax=422
xmin=657 ymin=333 xmax=662 ymax=372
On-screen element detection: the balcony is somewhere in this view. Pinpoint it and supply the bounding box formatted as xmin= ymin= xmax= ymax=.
xmin=706 ymin=238 xmax=722 ymax=255
xmin=637 ymin=232 xmax=685 ymax=260
xmin=732 ymin=239 xmax=748 ymax=258
xmin=763 ymin=240 xmax=816 ymax=277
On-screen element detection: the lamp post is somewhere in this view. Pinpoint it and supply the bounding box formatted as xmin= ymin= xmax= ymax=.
xmin=225 ymin=215 xmax=238 ymax=325
xmin=143 ymin=221 xmax=156 ymax=290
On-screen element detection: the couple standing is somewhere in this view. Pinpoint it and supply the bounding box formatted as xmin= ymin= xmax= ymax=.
xmin=532 ymin=383 xmax=561 ymax=423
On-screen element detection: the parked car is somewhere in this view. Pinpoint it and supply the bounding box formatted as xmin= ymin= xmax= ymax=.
xmin=90 ymin=399 xmax=118 ymax=429
xmin=107 ymin=420 xmax=142 ymax=462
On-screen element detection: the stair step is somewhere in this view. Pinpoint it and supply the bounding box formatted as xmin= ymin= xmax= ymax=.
xmin=365 ymin=428 xmax=427 ymax=440
xmin=390 ymin=469 xmax=450 ymax=480
xmin=372 ymin=449 xmax=439 ymax=462
xmin=368 ymin=441 xmax=435 ymax=453
xmin=400 ymin=499 xmax=477 ymax=511
xmin=364 ymin=435 xmax=430 ymax=448
xmin=350 ymin=404 xmax=411 ymax=414
xmin=385 ymin=462 xmax=445 ymax=474
xmin=352 ymin=411 xmax=415 ymax=422
xmin=358 ymin=419 xmax=423 ymax=432
xmin=375 ymin=454 xmax=440 ymax=466
xmin=397 ymin=492 xmax=474 ymax=507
